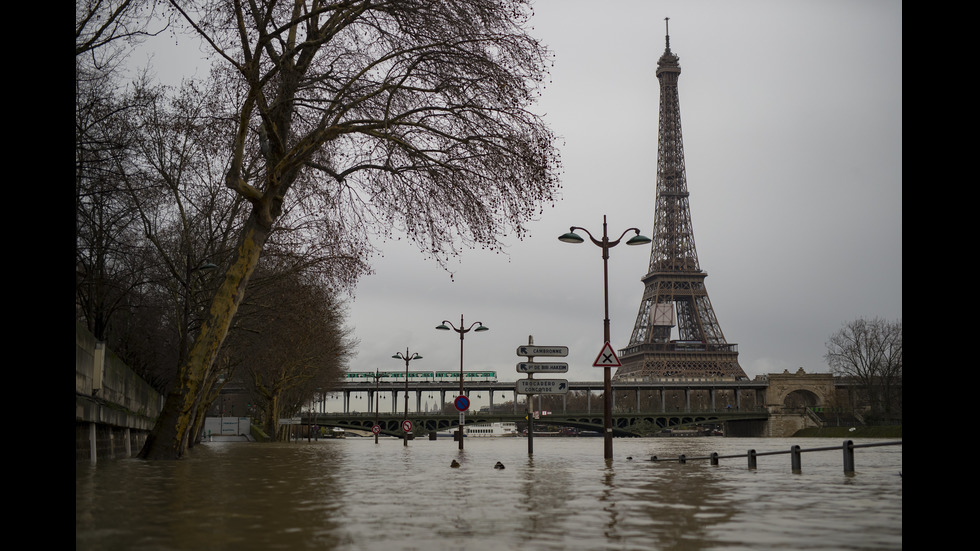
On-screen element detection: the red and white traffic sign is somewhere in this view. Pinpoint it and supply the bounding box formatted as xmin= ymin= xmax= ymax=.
xmin=401 ymin=420 xmax=413 ymax=433
xmin=593 ymin=341 xmax=621 ymax=367
xmin=371 ymin=424 xmax=381 ymax=434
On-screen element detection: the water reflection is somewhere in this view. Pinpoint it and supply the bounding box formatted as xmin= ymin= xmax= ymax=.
xmin=516 ymin=454 xmax=578 ymax=546
xmin=77 ymin=438 xmax=901 ymax=551
xmin=628 ymin=463 xmax=737 ymax=549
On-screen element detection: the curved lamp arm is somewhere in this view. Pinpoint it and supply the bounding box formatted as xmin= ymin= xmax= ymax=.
xmin=558 ymin=215 xmax=650 ymax=251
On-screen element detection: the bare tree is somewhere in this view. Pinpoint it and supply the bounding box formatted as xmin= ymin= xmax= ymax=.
xmin=76 ymin=0 xmax=171 ymax=343
xmin=825 ymin=317 xmax=902 ymax=421
xmin=139 ymin=0 xmax=561 ymax=459
xmin=227 ymin=269 xmax=354 ymax=440
xmin=76 ymin=0 xmax=170 ymax=63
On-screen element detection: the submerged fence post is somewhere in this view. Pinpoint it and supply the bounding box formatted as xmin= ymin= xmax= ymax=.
xmin=710 ymin=452 xmax=719 ymax=466
xmin=843 ymin=440 xmax=855 ymax=474
xmin=747 ymin=449 xmax=757 ymax=469
xmin=791 ymin=445 xmax=802 ymax=472
xmin=678 ymin=454 xmax=686 ymax=464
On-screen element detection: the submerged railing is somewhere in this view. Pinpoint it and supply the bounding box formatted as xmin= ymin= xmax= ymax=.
xmin=648 ymin=440 xmax=902 ymax=474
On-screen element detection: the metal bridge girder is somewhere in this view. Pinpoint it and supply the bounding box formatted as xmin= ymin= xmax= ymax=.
xmin=309 ymin=410 xmax=769 ymax=437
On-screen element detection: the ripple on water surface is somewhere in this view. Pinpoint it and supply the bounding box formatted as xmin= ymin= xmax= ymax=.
xmin=77 ymin=437 xmax=901 ymax=551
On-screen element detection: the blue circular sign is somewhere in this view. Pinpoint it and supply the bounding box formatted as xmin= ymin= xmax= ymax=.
xmin=454 ymin=395 xmax=470 ymax=412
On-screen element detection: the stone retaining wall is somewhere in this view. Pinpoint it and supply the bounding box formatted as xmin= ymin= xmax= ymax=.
xmin=76 ymin=322 xmax=164 ymax=461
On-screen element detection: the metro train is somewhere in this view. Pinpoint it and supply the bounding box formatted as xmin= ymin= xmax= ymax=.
xmin=344 ymin=370 xmax=497 ymax=383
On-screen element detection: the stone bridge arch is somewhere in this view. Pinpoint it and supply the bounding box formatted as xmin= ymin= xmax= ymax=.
xmin=765 ymin=368 xmax=834 ymax=412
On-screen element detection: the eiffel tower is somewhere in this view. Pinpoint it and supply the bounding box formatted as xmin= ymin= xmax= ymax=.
xmin=615 ymin=20 xmax=747 ymax=382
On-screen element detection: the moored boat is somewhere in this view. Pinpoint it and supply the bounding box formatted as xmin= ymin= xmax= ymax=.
xmin=463 ymin=422 xmax=519 ymax=437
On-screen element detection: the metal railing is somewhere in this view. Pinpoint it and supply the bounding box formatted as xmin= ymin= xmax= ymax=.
xmin=648 ymin=440 xmax=902 ymax=474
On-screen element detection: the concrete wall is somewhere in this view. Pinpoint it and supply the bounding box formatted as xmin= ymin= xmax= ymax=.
xmin=203 ymin=416 xmax=252 ymax=437
xmin=76 ymin=322 xmax=164 ymax=462
xmin=765 ymin=413 xmax=820 ymax=437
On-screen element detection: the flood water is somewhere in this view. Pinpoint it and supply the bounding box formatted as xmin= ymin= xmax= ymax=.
xmin=76 ymin=436 xmax=902 ymax=551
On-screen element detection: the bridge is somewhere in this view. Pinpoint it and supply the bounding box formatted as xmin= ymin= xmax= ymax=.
xmin=308 ymin=409 xmax=770 ymax=438
xmin=306 ymin=368 xmax=849 ymax=438
xmin=329 ymin=378 xmax=769 ymax=413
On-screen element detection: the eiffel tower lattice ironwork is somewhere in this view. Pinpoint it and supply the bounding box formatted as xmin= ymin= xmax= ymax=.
xmin=615 ymin=21 xmax=747 ymax=382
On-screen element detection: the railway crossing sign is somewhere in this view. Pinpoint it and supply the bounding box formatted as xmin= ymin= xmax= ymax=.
xmin=516 ymin=379 xmax=568 ymax=395
xmin=401 ymin=420 xmax=413 ymax=433
xmin=516 ymin=345 xmax=569 ymax=357
xmin=517 ymin=362 xmax=568 ymax=373
xmin=454 ymin=395 xmax=470 ymax=412
xmin=593 ymin=341 xmax=621 ymax=367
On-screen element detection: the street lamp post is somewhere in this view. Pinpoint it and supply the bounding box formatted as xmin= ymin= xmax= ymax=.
xmin=436 ymin=315 xmax=489 ymax=451
xmin=392 ymin=348 xmax=422 ymax=446
xmin=373 ymin=368 xmax=382 ymax=444
xmin=559 ymin=215 xmax=650 ymax=460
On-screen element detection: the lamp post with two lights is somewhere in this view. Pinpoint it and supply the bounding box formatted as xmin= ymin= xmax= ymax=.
xmin=436 ymin=315 xmax=489 ymax=451
xmin=559 ymin=215 xmax=650 ymax=460
xmin=392 ymin=349 xmax=422 ymax=446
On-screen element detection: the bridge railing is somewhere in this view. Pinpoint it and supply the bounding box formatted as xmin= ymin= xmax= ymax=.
xmin=648 ymin=439 xmax=902 ymax=474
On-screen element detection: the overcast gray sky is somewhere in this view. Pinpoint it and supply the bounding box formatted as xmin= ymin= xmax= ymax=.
xmin=135 ymin=1 xmax=902 ymax=411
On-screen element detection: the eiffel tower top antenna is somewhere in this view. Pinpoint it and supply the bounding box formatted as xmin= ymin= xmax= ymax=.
xmin=665 ymin=17 xmax=670 ymax=51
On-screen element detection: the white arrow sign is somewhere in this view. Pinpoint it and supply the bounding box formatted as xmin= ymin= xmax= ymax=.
xmin=517 ymin=362 xmax=569 ymax=373
xmin=515 ymin=379 xmax=569 ymax=395
xmin=516 ymin=345 xmax=569 ymax=357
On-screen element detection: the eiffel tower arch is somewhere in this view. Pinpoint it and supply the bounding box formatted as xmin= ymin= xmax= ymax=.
xmin=615 ymin=21 xmax=747 ymax=382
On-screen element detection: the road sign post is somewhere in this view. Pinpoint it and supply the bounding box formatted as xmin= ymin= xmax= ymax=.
xmin=517 ymin=338 xmax=569 ymax=456
xmin=453 ymin=395 xmax=469 ymax=443
xmin=592 ymin=341 xmax=622 ymax=460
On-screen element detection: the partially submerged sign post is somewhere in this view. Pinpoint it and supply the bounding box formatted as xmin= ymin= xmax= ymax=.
xmin=517 ymin=337 xmax=569 ymax=455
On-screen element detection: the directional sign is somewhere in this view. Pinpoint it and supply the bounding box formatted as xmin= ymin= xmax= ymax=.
xmin=372 ymin=424 xmax=381 ymax=435
xmin=515 ymin=379 xmax=569 ymax=395
xmin=401 ymin=420 xmax=413 ymax=433
xmin=454 ymin=395 xmax=470 ymax=412
xmin=593 ymin=341 xmax=621 ymax=367
xmin=516 ymin=345 xmax=569 ymax=357
xmin=517 ymin=362 xmax=569 ymax=373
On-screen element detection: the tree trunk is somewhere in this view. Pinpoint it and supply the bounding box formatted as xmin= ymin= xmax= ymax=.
xmin=268 ymin=393 xmax=282 ymax=441
xmin=140 ymin=217 xmax=271 ymax=459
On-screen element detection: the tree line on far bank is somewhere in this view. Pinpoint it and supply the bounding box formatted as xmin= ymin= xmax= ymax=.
xmin=824 ymin=317 xmax=902 ymax=424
